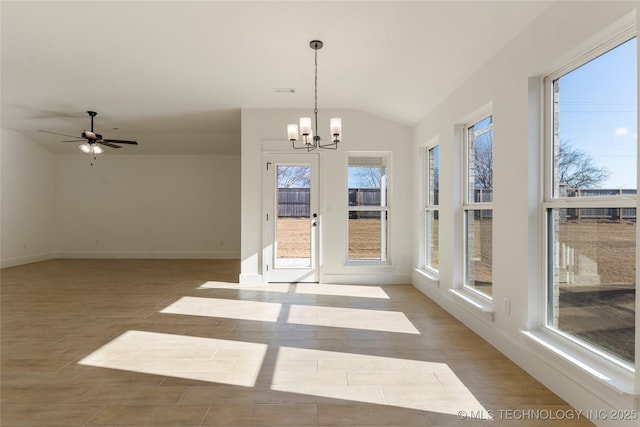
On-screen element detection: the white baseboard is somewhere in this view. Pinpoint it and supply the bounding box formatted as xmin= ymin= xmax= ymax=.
xmin=1 ymin=252 xmax=55 ymax=268
xmin=239 ymin=272 xmax=410 ymax=285
xmin=239 ymin=273 xmax=264 ymax=285
xmin=56 ymin=251 xmax=240 ymax=259
xmin=2 ymin=251 xmax=240 ymax=268
xmin=321 ymin=272 xmax=411 ymax=285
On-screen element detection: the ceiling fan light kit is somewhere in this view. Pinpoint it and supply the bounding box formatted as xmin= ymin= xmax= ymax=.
xmin=287 ymin=40 xmax=342 ymax=151
xmin=79 ymin=142 xmax=103 ymax=154
xmin=39 ymin=110 xmax=138 ymax=166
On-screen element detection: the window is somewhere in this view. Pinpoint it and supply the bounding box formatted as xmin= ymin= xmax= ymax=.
xmin=348 ymin=154 xmax=389 ymax=262
xmin=425 ymin=145 xmax=439 ymax=271
xmin=463 ymin=115 xmax=493 ymax=297
xmin=544 ymin=35 xmax=637 ymax=365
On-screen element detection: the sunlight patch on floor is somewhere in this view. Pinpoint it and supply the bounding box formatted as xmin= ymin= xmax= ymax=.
xmin=78 ymin=330 xmax=267 ymax=387
xmin=287 ymin=305 xmax=420 ymax=334
xmin=161 ymin=296 xmax=282 ymax=322
xmin=294 ymin=283 xmax=390 ymax=299
xmin=271 ymin=346 xmax=489 ymax=416
xmin=76 ymin=280 xmax=487 ymax=417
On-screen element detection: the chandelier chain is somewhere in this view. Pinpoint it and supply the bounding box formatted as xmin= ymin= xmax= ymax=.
xmin=314 ymin=47 xmax=318 ymax=139
xmin=287 ymin=39 xmax=340 ymax=151
xmin=314 ymin=47 xmax=318 ymax=114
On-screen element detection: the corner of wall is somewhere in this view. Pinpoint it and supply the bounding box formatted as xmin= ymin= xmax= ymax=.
xmin=1 ymin=129 xmax=56 ymax=268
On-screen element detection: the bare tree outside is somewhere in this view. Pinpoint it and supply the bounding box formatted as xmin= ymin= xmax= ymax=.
xmin=558 ymin=140 xmax=611 ymax=188
xmin=351 ymin=167 xmax=383 ymax=188
xmin=277 ymin=165 xmax=310 ymax=188
xmin=473 ymin=137 xmax=610 ymax=191
xmin=473 ymin=132 xmax=493 ymax=190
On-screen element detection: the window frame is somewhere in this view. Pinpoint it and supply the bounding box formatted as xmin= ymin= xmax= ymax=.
xmin=424 ymin=144 xmax=440 ymax=273
xmin=346 ymin=152 xmax=392 ymax=265
xmin=541 ymin=29 xmax=637 ymax=370
xmin=462 ymin=112 xmax=494 ymax=299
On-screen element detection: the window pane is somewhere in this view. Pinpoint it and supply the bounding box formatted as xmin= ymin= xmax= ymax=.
xmin=276 ymin=216 xmax=310 ymax=266
xmin=553 ymin=38 xmax=637 ymax=197
xmin=425 ymin=146 xmax=439 ymax=272
xmin=426 ymin=210 xmax=439 ymax=270
xmin=348 ymin=188 xmax=384 ymax=208
xmin=548 ymin=208 xmax=636 ymax=363
xmin=467 ymin=116 xmax=493 ymax=203
xmin=275 ymin=165 xmax=311 ymax=267
xmin=465 ymin=209 xmax=492 ymax=296
xmin=348 ymin=211 xmax=388 ymax=261
xmin=428 ymin=146 xmax=439 ymax=206
xmin=348 ymin=156 xmax=388 ymax=207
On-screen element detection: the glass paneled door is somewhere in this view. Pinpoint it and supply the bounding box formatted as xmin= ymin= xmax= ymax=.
xmin=264 ymin=154 xmax=319 ymax=282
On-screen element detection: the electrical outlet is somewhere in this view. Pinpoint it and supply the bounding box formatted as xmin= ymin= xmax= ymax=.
xmin=503 ymin=297 xmax=511 ymax=315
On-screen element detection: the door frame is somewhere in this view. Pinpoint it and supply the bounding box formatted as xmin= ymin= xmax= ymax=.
xmin=263 ymin=153 xmax=320 ymax=283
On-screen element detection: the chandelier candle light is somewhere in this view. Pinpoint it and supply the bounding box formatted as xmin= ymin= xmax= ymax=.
xmin=287 ymin=40 xmax=342 ymax=151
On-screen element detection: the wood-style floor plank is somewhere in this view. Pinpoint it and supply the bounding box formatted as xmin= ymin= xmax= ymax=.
xmin=1 ymin=259 xmax=594 ymax=426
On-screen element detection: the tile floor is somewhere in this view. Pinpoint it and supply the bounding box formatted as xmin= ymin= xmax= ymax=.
xmin=1 ymin=259 xmax=594 ymax=426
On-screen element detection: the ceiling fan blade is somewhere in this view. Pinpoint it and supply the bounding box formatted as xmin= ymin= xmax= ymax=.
xmin=98 ymin=141 xmax=122 ymax=149
xmin=38 ymin=129 xmax=81 ymax=139
xmin=102 ymin=139 xmax=138 ymax=145
xmin=61 ymin=140 xmax=85 ymax=143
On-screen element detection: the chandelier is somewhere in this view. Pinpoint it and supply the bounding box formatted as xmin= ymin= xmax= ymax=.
xmin=287 ymin=40 xmax=342 ymax=151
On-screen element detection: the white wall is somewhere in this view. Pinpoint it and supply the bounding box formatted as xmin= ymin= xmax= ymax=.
xmin=411 ymin=1 xmax=638 ymax=424
xmin=1 ymin=129 xmax=56 ymax=267
xmin=0 ymin=127 xmax=240 ymax=266
xmin=55 ymin=154 xmax=240 ymax=259
xmin=240 ymin=108 xmax=412 ymax=285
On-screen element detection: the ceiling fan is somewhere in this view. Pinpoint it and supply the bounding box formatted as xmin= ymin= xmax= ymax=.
xmin=39 ymin=110 xmax=138 ymax=164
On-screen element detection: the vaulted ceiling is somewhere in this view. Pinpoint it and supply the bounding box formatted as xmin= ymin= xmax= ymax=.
xmin=1 ymin=1 xmax=552 ymax=155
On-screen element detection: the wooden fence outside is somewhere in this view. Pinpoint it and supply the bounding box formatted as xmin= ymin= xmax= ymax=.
xmin=348 ymin=188 xmax=382 ymax=219
xmin=278 ymin=188 xmax=311 ymax=217
xmin=277 ymin=188 xmax=384 ymax=218
xmin=277 ymin=188 xmax=638 ymax=221
xmin=561 ymin=188 xmax=637 ymax=221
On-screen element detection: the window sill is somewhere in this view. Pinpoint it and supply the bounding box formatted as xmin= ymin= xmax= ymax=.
xmin=415 ymin=268 xmax=439 ymax=286
xmin=449 ymin=287 xmax=494 ymax=321
xmin=522 ymin=329 xmax=637 ymax=397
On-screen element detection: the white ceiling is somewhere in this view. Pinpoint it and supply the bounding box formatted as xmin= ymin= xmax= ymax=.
xmin=1 ymin=1 xmax=553 ymax=155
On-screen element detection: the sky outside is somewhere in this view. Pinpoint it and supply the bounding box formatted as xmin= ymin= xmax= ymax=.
xmin=558 ymin=36 xmax=637 ymax=189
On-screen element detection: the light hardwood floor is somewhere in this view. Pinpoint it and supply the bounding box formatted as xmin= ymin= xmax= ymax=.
xmin=1 ymin=259 xmax=594 ymax=426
